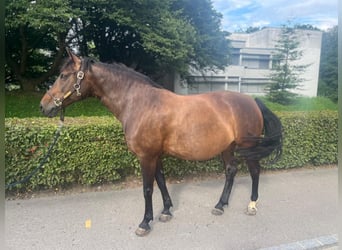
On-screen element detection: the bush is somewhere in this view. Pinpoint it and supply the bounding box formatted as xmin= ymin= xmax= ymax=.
xmin=5 ymin=117 xmax=138 ymax=191
xmin=271 ymin=111 xmax=338 ymax=167
xmin=5 ymin=111 xmax=337 ymax=192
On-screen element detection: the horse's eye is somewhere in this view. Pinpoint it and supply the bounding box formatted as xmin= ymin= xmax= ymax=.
xmin=60 ymin=74 xmax=65 ymax=79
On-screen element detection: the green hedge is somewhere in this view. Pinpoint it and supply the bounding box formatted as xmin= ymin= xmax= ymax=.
xmin=5 ymin=111 xmax=338 ymax=192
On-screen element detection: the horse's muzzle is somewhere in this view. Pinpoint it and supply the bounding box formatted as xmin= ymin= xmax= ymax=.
xmin=40 ymin=103 xmax=60 ymax=118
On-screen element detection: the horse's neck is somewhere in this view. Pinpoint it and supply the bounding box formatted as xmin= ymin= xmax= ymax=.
xmin=91 ymin=66 xmax=147 ymax=124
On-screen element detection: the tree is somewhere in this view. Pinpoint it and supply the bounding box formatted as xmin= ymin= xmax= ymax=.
xmin=72 ymin=0 xmax=229 ymax=85
xmin=5 ymin=0 xmax=229 ymax=92
xmin=173 ymin=0 xmax=230 ymax=70
xmin=72 ymin=0 xmax=197 ymax=79
xmin=5 ymin=0 xmax=79 ymax=91
xmin=244 ymin=26 xmax=263 ymax=33
xmin=317 ymin=26 xmax=338 ymax=102
xmin=266 ymin=24 xmax=309 ymax=104
xmin=294 ymin=24 xmax=320 ymax=31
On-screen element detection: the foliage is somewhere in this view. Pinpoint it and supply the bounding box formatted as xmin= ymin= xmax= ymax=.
xmin=74 ymin=0 xmax=197 ymax=76
xmin=5 ymin=0 xmax=229 ymax=90
xmin=235 ymin=26 xmax=264 ymax=33
xmin=266 ymin=23 xmax=310 ymax=105
xmin=5 ymin=0 xmax=79 ymax=91
xmin=5 ymin=112 xmax=338 ymax=192
xmin=271 ymin=111 xmax=337 ymax=167
xmin=317 ymin=26 xmax=338 ymax=102
xmin=174 ymin=0 xmax=230 ymax=69
xmin=5 ymin=117 xmax=136 ymax=190
xmin=294 ymin=24 xmax=320 ymax=31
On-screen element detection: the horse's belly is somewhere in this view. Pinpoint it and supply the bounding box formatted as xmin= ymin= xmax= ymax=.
xmin=164 ymin=131 xmax=233 ymax=161
xmin=166 ymin=143 xmax=226 ymax=161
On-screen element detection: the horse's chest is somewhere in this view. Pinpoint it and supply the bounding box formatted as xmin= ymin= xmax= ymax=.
xmin=124 ymin=121 xmax=164 ymax=157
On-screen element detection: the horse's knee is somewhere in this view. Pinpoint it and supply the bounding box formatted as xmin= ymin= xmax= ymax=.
xmin=226 ymin=164 xmax=237 ymax=177
xmin=143 ymin=187 xmax=153 ymax=198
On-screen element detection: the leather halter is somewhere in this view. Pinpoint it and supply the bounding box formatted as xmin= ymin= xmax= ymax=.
xmin=48 ymin=65 xmax=85 ymax=107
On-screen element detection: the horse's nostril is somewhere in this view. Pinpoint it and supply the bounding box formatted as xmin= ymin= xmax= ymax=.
xmin=40 ymin=104 xmax=44 ymax=113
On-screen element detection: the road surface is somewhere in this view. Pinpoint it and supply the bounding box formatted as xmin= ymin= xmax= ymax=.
xmin=5 ymin=167 xmax=338 ymax=249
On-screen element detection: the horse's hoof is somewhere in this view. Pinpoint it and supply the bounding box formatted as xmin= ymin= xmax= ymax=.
xmin=246 ymin=201 xmax=257 ymax=216
xmin=159 ymin=213 xmax=172 ymax=222
xmin=246 ymin=207 xmax=257 ymax=215
xmin=135 ymin=227 xmax=150 ymax=237
xmin=211 ymin=208 xmax=224 ymax=216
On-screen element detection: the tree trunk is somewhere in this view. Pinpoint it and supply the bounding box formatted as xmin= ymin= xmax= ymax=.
xmin=8 ymin=32 xmax=67 ymax=92
xmin=21 ymin=79 xmax=36 ymax=92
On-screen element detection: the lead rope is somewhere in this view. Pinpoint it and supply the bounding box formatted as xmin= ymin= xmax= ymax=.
xmin=5 ymin=109 xmax=65 ymax=190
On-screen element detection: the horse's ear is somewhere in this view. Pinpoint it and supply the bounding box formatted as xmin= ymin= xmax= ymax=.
xmin=66 ymin=47 xmax=81 ymax=69
xmin=66 ymin=47 xmax=72 ymax=57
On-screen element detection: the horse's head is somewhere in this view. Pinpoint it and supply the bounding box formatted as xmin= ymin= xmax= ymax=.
xmin=40 ymin=49 xmax=92 ymax=118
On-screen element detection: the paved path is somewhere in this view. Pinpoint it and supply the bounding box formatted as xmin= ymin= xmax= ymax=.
xmin=5 ymin=167 xmax=338 ymax=249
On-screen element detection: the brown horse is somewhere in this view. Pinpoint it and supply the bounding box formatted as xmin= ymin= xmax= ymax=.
xmin=40 ymin=50 xmax=282 ymax=236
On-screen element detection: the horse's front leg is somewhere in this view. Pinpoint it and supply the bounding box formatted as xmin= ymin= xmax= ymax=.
xmin=135 ymin=157 xmax=157 ymax=237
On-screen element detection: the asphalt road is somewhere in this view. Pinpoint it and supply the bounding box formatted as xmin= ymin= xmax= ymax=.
xmin=5 ymin=167 xmax=338 ymax=250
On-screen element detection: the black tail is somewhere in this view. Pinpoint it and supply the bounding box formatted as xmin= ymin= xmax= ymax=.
xmin=236 ymin=98 xmax=283 ymax=163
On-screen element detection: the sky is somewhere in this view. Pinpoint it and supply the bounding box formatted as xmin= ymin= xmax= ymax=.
xmin=211 ymin=0 xmax=338 ymax=32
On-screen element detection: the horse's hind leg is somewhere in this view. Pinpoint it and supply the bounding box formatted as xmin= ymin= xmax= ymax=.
xmin=212 ymin=147 xmax=238 ymax=215
xmin=246 ymin=159 xmax=261 ymax=215
xmin=155 ymin=158 xmax=173 ymax=222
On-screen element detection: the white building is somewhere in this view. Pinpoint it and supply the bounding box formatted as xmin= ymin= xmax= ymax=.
xmin=174 ymin=27 xmax=322 ymax=97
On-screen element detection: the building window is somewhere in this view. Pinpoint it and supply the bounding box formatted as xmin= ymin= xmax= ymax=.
xmin=229 ymin=48 xmax=240 ymax=65
xmin=241 ymin=78 xmax=268 ymax=94
xmin=241 ymin=54 xmax=270 ymax=69
xmin=186 ymin=76 xmax=239 ymax=94
xmin=230 ymin=54 xmax=240 ymax=65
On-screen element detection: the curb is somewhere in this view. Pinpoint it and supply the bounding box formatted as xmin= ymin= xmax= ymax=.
xmin=259 ymin=234 xmax=338 ymax=250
